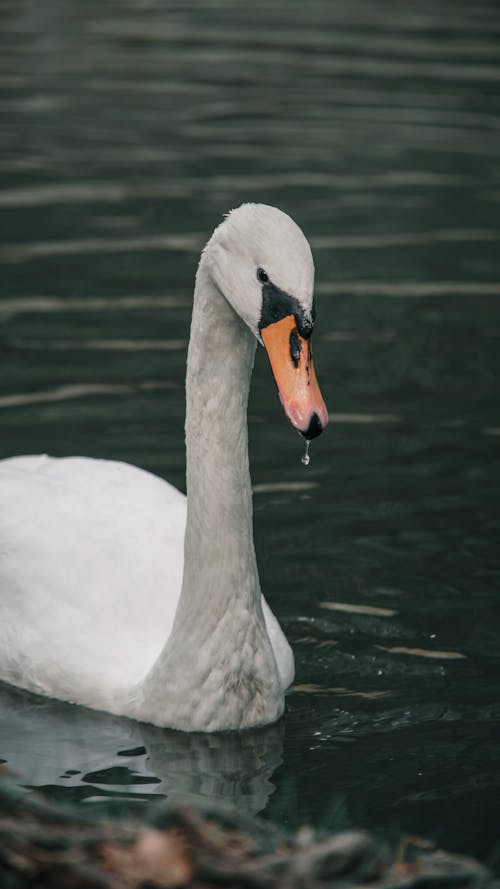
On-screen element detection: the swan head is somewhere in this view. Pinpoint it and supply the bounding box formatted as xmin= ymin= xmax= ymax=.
xmin=203 ymin=203 xmax=328 ymax=439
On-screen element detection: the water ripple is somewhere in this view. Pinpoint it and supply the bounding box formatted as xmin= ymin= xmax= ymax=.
xmin=1 ymin=230 xmax=497 ymax=263
xmin=0 ymin=381 xmax=172 ymax=409
xmin=0 ymin=171 xmax=476 ymax=208
xmin=0 ymin=234 xmax=204 ymax=263
xmin=330 ymin=413 xmax=402 ymax=424
xmin=0 ymin=295 xmax=189 ymax=316
xmin=11 ymin=338 xmax=187 ymax=352
xmin=317 ymin=281 xmax=500 ymax=297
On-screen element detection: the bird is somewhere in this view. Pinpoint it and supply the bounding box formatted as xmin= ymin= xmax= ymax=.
xmin=0 ymin=203 xmax=328 ymax=733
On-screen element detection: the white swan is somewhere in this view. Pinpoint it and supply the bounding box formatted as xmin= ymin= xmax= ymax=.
xmin=0 ymin=204 xmax=327 ymax=732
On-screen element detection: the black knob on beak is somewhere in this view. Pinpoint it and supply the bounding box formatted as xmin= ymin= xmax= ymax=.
xmin=302 ymin=412 xmax=323 ymax=440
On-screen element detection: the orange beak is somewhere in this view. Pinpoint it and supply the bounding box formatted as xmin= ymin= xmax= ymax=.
xmin=261 ymin=315 xmax=328 ymax=439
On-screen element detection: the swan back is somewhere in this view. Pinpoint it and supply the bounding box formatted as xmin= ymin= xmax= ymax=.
xmin=0 ymin=456 xmax=186 ymax=701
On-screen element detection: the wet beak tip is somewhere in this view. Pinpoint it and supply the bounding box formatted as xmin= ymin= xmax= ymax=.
xmin=300 ymin=411 xmax=325 ymax=440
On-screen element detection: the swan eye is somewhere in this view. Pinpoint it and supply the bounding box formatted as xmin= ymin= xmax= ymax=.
xmin=257 ymin=268 xmax=269 ymax=284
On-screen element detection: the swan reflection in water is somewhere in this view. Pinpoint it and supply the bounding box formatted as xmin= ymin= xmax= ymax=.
xmin=0 ymin=683 xmax=284 ymax=814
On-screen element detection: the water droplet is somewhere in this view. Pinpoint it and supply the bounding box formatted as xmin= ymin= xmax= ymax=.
xmin=301 ymin=440 xmax=311 ymax=466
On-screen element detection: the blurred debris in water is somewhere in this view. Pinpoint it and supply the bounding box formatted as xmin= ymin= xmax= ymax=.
xmin=0 ymin=777 xmax=494 ymax=889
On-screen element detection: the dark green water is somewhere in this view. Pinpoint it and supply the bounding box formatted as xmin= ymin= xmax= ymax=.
xmin=1 ymin=0 xmax=500 ymax=869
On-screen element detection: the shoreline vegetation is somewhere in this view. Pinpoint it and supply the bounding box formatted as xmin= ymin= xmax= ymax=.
xmin=0 ymin=777 xmax=493 ymax=889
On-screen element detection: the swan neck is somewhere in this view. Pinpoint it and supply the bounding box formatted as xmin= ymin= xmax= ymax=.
xmin=135 ymin=260 xmax=283 ymax=731
xmin=182 ymin=260 xmax=258 ymax=612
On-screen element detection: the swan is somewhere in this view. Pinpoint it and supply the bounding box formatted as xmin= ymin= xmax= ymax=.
xmin=0 ymin=203 xmax=328 ymax=732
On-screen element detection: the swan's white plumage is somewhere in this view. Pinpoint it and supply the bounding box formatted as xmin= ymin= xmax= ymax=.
xmin=0 ymin=454 xmax=291 ymax=705
xmin=0 ymin=203 xmax=317 ymax=732
xmin=0 ymin=455 xmax=185 ymax=693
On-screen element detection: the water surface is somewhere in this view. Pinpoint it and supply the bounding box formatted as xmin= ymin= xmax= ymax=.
xmin=1 ymin=0 xmax=499 ymax=869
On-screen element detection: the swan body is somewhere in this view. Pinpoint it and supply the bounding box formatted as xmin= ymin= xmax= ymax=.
xmin=0 ymin=204 xmax=327 ymax=732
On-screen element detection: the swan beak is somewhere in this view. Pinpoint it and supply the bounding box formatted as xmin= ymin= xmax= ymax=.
xmin=260 ymin=315 xmax=328 ymax=439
